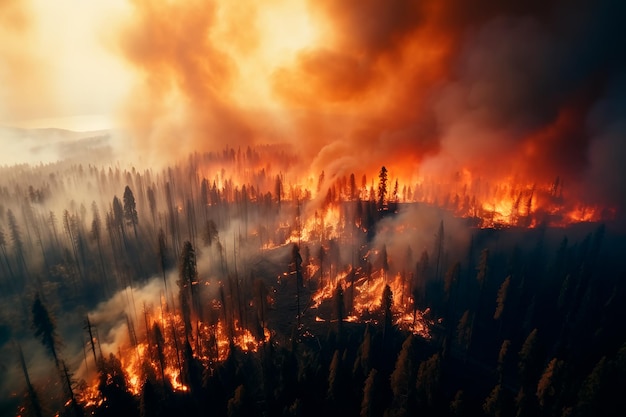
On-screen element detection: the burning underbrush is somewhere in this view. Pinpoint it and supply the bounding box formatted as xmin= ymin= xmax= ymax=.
xmin=78 ymin=302 xmax=270 ymax=407
xmin=75 ymin=237 xmax=435 ymax=409
xmin=308 ymin=267 xmax=433 ymax=338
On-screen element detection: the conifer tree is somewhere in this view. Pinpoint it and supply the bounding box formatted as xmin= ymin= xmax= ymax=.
xmin=536 ymin=358 xmax=564 ymax=412
xmin=415 ymin=352 xmax=442 ymax=411
xmin=389 ymin=335 xmax=416 ymax=416
xmin=32 ymin=294 xmax=59 ymax=367
xmin=494 ymin=276 xmax=511 ymax=321
xmin=377 ymin=166 xmax=388 ymax=209
xmin=123 ymin=186 xmax=139 ymax=239
xmin=361 ymin=369 xmax=379 ymax=417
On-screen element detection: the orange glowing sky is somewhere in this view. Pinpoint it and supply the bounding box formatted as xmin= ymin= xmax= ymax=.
xmin=1 ymin=0 xmax=625 ymax=211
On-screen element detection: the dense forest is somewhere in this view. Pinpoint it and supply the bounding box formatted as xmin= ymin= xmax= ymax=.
xmin=0 ymin=145 xmax=624 ymax=417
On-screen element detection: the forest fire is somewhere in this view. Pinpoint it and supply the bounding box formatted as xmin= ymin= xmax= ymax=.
xmin=193 ymin=145 xmax=610 ymax=232
xmin=309 ymin=267 xmax=432 ymax=338
xmin=80 ymin=303 xmax=270 ymax=407
xmin=2 ymin=0 xmax=625 ymax=415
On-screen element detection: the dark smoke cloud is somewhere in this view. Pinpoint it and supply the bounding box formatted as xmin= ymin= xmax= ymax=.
xmin=425 ymin=0 xmax=626 ymax=204
xmin=117 ymin=0 xmax=626 ymax=212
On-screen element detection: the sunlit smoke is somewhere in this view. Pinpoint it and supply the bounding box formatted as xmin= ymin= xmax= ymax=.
xmin=109 ymin=0 xmax=626 ymax=216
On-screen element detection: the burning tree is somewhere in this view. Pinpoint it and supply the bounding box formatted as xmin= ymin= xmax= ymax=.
xmin=378 ymin=166 xmax=388 ymax=209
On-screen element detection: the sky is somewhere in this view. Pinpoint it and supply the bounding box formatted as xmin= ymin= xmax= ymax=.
xmin=0 ymin=0 xmax=625 ymax=210
xmin=0 ymin=0 xmax=133 ymax=131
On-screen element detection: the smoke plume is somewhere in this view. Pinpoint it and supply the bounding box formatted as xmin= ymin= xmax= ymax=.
xmin=115 ymin=0 xmax=626 ymax=212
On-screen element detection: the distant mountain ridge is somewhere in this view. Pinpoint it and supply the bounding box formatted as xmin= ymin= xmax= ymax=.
xmin=0 ymin=126 xmax=114 ymax=166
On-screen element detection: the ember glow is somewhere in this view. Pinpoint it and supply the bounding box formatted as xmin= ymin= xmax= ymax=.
xmin=79 ymin=283 xmax=271 ymax=407
xmin=310 ymin=267 xmax=432 ymax=337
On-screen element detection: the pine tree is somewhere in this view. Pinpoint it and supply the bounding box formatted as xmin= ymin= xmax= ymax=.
xmin=112 ymin=196 xmax=126 ymax=243
xmin=349 ymin=173 xmax=357 ymax=200
xmin=518 ymin=328 xmax=541 ymax=388
xmin=147 ymin=186 xmax=157 ymax=228
xmin=494 ymin=276 xmax=511 ymax=320
xmin=97 ymin=353 xmax=137 ymax=414
xmin=415 ymin=352 xmax=442 ymax=411
xmin=123 ymin=186 xmax=139 ymax=238
xmin=389 ymin=335 xmax=416 ymax=416
xmin=382 ymin=284 xmax=393 ymax=344
xmin=361 ymin=368 xmax=379 ymax=417
xmin=327 ymin=350 xmax=342 ymax=402
xmin=153 ymin=323 xmax=167 ymax=383
xmin=456 ymin=310 xmax=473 ymax=354
xmin=536 ymin=358 xmax=564 ymax=412
xmin=483 ymin=384 xmax=505 ymax=417
xmin=575 ymin=356 xmax=607 ymax=416
xmin=377 ymin=166 xmax=388 ymax=209
xmin=32 ymin=294 xmax=60 ymax=367
xmin=497 ymin=339 xmax=511 ymax=383
xmin=178 ymin=241 xmax=199 ymax=340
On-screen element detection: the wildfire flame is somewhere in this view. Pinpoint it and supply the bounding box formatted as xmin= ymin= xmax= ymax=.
xmin=80 ymin=303 xmax=269 ymax=405
xmin=309 ymin=267 xmax=432 ymax=338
